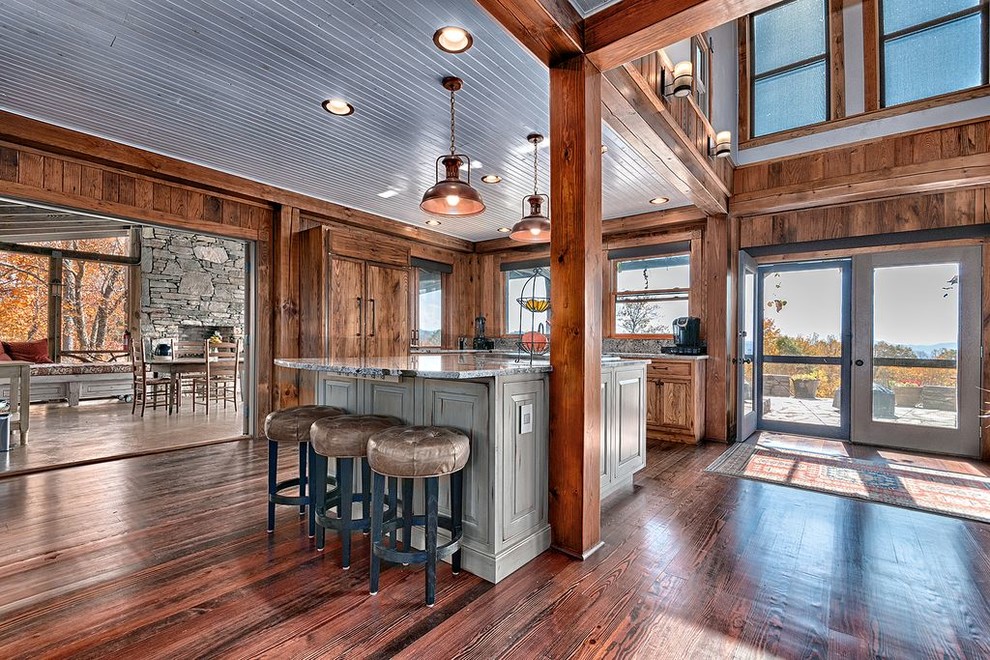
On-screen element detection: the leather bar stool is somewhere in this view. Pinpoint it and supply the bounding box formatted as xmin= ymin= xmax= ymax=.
xmin=367 ymin=425 xmax=469 ymax=607
xmin=309 ymin=414 xmax=403 ymax=569
xmin=264 ymin=405 xmax=346 ymax=535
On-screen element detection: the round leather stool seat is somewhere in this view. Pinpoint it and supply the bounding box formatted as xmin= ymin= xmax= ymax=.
xmin=310 ymin=414 xmax=404 ymax=458
xmin=368 ymin=426 xmax=470 ymax=478
xmin=265 ymin=405 xmax=346 ymax=444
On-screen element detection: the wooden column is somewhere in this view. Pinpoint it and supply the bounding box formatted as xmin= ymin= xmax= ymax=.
xmin=703 ymin=214 xmax=730 ymax=442
xmin=272 ymin=205 xmax=300 ymax=411
xmin=548 ymin=54 xmax=603 ymax=558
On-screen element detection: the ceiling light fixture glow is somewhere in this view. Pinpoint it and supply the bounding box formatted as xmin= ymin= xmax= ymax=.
xmin=425 ymin=219 xmax=442 ymax=226
xmin=481 ymin=175 xmax=502 ymax=184
xmin=649 ymin=196 xmax=670 ymax=205
xmin=497 ymin=226 xmax=511 ymax=233
xmin=321 ymin=98 xmax=354 ymax=116
xmin=377 ymin=190 xmax=399 ymax=198
xmin=433 ymin=26 xmax=474 ymax=54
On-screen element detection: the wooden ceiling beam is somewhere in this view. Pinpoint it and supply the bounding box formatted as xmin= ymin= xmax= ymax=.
xmin=602 ymin=65 xmax=727 ymax=215
xmin=583 ymin=0 xmax=779 ymax=72
xmin=474 ymin=0 xmax=584 ymax=66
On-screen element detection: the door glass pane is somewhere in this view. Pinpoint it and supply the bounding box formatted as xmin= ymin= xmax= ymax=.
xmin=743 ymin=271 xmax=755 ymax=414
xmin=417 ymin=268 xmax=442 ymax=347
xmin=753 ymin=60 xmax=828 ymax=136
xmin=762 ymin=267 xmax=844 ymax=358
xmin=883 ymin=14 xmax=984 ymax=107
xmin=872 ymin=263 xmax=959 ymax=429
xmin=761 ymin=362 xmax=843 ymax=428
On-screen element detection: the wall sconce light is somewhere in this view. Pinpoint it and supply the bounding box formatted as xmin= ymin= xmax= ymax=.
xmin=662 ymin=61 xmax=693 ymax=98
xmin=709 ymin=131 xmax=732 ymax=158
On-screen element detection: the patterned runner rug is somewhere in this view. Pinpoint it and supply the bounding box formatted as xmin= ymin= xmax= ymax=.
xmin=706 ymin=441 xmax=990 ymax=524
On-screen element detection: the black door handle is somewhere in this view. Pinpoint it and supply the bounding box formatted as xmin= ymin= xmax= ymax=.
xmin=854 ymin=359 xmax=864 ymax=366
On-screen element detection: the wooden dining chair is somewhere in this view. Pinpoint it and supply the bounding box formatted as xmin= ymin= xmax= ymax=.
xmin=172 ymin=339 xmax=207 ymax=408
xmin=131 ymin=342 xmax=171 ymax=416
xmin=192 ymin=339 xmax=241 ymax=415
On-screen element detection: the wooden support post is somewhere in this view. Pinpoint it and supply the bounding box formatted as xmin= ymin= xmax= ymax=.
xmin=272 ymin=205 xmax=301 ymax=411
xmin=548 ymin=54 xmax=603 ymax=559
xmin=703 ymin=214 xmax=730 ymax=442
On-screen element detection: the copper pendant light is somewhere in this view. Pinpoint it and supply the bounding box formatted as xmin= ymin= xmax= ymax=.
xmin=509 ymin=133 xmax=550 ymax=243
xmin=420 ymin=77 xmax=485 ymax=217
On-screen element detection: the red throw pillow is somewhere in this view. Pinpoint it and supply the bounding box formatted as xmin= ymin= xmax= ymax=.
xmin=5 ymin=339 xmax=50 ymax=363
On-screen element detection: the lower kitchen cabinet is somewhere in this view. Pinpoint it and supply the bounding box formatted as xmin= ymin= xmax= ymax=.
xmin=645 ymin=357 xmax=707 ymax=444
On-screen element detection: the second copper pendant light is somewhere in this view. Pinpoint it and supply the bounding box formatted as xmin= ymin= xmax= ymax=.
xmin=509 ymin=133 xmax=551 ymax=243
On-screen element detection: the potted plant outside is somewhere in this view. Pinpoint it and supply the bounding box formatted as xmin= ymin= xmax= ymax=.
xmin=791 ymin=373 xmax=821 ymax=399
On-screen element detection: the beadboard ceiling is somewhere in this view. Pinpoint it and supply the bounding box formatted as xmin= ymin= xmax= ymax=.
xmin=0 ymin=0 xmax=688 ymax=242
xmin=568 ymin=0 xmax=624 ymax=17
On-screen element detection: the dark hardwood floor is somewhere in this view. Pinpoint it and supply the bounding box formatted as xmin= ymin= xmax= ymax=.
xmin=1 ymin=438 xmax=988 ymax=658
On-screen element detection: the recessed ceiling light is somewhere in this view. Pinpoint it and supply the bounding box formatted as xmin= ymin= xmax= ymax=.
xmin=321 ymin=98 xmax=354 ymax=116
xmin=601 ymin=144 xmax=608 ymax=154
xmin=481 ymin=175 xmax=502 ymax=184
xmin=497 ymin=226 xmax=511 ymax=233
xmin=649 ymin=196 xmax=670 ymax=205
xmin=425 ymin=219 xmax=442 ymax=226
xmin=377 ymin=190 xmax=399 ymax=199
xmin=433 ymin=26 xmax=474 ymax=54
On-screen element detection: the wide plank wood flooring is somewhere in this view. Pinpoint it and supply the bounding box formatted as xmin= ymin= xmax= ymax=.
xmin=1 ymin=398 xmax=245 ymax=477
xmin=1 ymin=439 xmax=988 ymax=658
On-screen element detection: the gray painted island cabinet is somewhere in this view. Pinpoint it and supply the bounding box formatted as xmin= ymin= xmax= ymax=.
xmin=278 ymin=354 xmax=648 ymax=583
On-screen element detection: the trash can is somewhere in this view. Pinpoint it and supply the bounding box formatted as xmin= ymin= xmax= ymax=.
xmin=0 ymin=414 xmax=10 ymax=452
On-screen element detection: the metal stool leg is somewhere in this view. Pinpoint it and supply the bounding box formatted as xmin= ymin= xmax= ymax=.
xmin=369 ymin=472 xmax=385 ymax=595
xmin=338 ymin=457 xmax=354 ymax=569
xmin=297 ymin=441 xmax=308 ymax=516
xmin=387 ymin=477 xmax=398 ymax=549
xmin=402 ymin=478 xmax=414 ymax=551
xmin=425 ymin=476 xmax=439 ymax=607
xmin=267 ymin=440 xmax=278 ymax=533
xmin=361 ymin=458 xmax=372 ymax=528
xmin=311 ymin=448 xmax=328 ymax=549
xmin=450 ymin=470 xmax=463 ymax=575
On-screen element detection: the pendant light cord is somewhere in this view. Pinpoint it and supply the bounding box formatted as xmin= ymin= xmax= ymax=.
xmin=532 ymin=138 xmax=539 ymax=195
xmin=449 ymin=88 xmax=457 ymax=156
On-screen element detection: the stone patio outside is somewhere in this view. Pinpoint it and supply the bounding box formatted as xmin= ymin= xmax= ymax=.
xmin=760 ymin=396 xmax=958 ymax=429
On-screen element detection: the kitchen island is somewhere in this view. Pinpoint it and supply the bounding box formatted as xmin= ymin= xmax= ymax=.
xmin=275 ymin=354 xmax=649 ymax=583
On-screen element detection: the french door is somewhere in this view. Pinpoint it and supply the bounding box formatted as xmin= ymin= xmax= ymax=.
xmin=851 ymin=247 xmax=982 ymax=456
xmin=743 ymin=246 xmax=983 ymax=457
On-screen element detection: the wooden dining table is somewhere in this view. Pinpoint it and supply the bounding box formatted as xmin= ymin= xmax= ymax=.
xmin=146 ymin=357 xmax=211 ymax=414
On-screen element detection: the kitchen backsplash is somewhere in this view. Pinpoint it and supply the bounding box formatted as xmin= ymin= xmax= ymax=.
xmin=492 ymin=337 xmax=673 ymax=354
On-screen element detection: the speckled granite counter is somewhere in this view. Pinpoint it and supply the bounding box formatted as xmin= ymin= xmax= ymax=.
xmin=275 ymin=354 xmax=646 ymax=380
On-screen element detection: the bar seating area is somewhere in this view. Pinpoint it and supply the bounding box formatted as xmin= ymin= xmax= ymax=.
xmin=266 ymin=400 xmax=468 ymax=606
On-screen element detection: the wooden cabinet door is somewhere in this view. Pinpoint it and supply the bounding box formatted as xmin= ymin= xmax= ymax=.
xmin=658 ymin=379 xmax=692 ymax=430
xmin=645 ymin=375 xmax=662 ymax=428
xmin=365 ymin=263 xmax=409 ymax=358
xmin=328 ymin=256 xmax=365 ymax=360
xmin=500 ymin=379 xmax=547 ymax=547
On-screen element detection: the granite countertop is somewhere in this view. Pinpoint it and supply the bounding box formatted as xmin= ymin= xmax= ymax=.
xmin=275 ymin=354 xmax=649 ymax=379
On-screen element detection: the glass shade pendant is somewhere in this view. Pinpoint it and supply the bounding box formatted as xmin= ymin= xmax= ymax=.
xmin=420 ymin=77 xmax=485 ymax=217
xmin=510 ymin=133 xmax=550 ymax=243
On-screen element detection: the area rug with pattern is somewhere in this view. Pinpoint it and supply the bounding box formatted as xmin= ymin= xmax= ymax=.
xmin=705 ymin=441 xmax=990 ymax=524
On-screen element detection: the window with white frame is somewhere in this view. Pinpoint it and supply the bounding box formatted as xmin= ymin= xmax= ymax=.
xmin=612 ymin=251 xmax=690 ymax=337
xmin=504 ymin=264 xmax=550 ymax=335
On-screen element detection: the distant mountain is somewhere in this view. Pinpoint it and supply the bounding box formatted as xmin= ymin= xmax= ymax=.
xmin=904 ymin=342 xmax=956 ymax=358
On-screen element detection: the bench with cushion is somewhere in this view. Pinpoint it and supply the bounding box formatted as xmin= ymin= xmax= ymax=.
xmin=0 ymin=340 xmax=133 ymax=406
